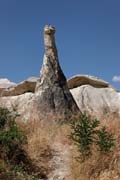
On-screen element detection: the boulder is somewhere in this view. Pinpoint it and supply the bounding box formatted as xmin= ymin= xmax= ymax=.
xmin=0 ymin=92 xmax=36 ymax=121
xmin=70 ymin=83 xmax=120 ymax=118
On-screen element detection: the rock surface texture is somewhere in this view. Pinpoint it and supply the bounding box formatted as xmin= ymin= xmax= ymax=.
xmin=69 ymin=75 xmax=120 ymax=117
xmin=35 ymin=25 xmax=79 ymax=114
xmin=49 ymin=141 xmax=72 ymax=180
xmin=0 ymin=93 xmax=35 ymax=120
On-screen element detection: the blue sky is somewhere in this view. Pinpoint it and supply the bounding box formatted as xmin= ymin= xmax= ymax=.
xmin=0 ymin=0 xmax=120 ymax=90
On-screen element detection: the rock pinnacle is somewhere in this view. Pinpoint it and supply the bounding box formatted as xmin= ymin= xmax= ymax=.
xmin=35 ymin=25 xmax=79 ymax=114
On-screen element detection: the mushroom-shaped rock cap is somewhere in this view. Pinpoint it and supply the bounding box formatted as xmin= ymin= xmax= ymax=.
xmin=44 ymin=25 xmax=56 ymax=34
xmin=67 ymin=75 xmax=110 ymax=89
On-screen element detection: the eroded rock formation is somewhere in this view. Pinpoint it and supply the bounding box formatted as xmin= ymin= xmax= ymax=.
xmin=69 ymin=75 xmax=120 ymax=117
xmin=0 ymin=77 xmax=38 ymax=97
xmin=0 ymin=26 xmax=79 ymax=119
xmin=0 ymin=26 xmax=120 ymax=119
xmin=68 ymin=75 xmax=111 ymax=89
xmin=35 ymin=25 xmax=79 ymax=114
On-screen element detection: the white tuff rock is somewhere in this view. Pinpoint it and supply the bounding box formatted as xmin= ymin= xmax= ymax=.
xmin=69 ymin=75 xmax=120 ymax=117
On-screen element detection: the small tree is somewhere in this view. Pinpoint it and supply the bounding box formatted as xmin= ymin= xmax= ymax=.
xmin=70 ymin=113 xmax=115 ymax=160
xmin=70 ymin=113 xmax=100 ymax=158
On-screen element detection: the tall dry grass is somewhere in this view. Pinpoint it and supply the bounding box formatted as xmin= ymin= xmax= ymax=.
xmin=17 ymin=113 xmax=72 ymax=177
xmin=70 ymin=115 xmax=120 ymax=180
xmin=17 ymin=112 xmax=120 ymax=180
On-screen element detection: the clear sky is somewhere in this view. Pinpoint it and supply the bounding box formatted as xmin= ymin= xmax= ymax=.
xmin=0 ymin=0 xmax=120 ymax=90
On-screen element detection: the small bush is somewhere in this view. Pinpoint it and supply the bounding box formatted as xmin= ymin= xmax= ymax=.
xmin=70 ymin=113 xmax=115 ymax=160
xmin=0 ymin=107 xmax=46 ymax=179
xmin=96 ymin=126 xmax=115 ymax=153
xmin=0 ymin=107 xmax=26 ymax=161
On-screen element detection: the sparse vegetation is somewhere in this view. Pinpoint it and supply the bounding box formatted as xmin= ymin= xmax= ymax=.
xmin=70 ymin=114 xmax=120 ymax=180
xmin=70 ymin=113 xmax=115 ymax=160
xmin=0 ymin=107 xmax=119 ymax=180
xmin=0 ymin=107 xmax=47 ymax=180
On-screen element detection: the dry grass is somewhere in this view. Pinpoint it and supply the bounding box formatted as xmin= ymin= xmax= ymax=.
xmin=17 ymin=113 xmax=120 ymax=180
xmin=17 ymin=113 xmax=72 ymax=177
xmin=70 ymin=115 xmax=120 ymax=180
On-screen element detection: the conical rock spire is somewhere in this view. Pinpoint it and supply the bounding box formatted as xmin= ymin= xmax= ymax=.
xmin=35 ymin=25 xmax=79 ymax=114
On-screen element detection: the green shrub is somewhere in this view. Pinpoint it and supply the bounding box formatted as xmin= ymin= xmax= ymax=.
xmin=0 ymin=107 xmax=26 ymax=161
xmin=0 ymin=120 xmax=25 ymax=153
xmin=96 ymin=126 xmax=115 ymax=153
xmin=70 ymin=113 xmax=115 ymax=160
xmin=0 ymin=107 xmax=45 ymax=179
xmin=71 ymin=113 xmax=100 ymax=157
